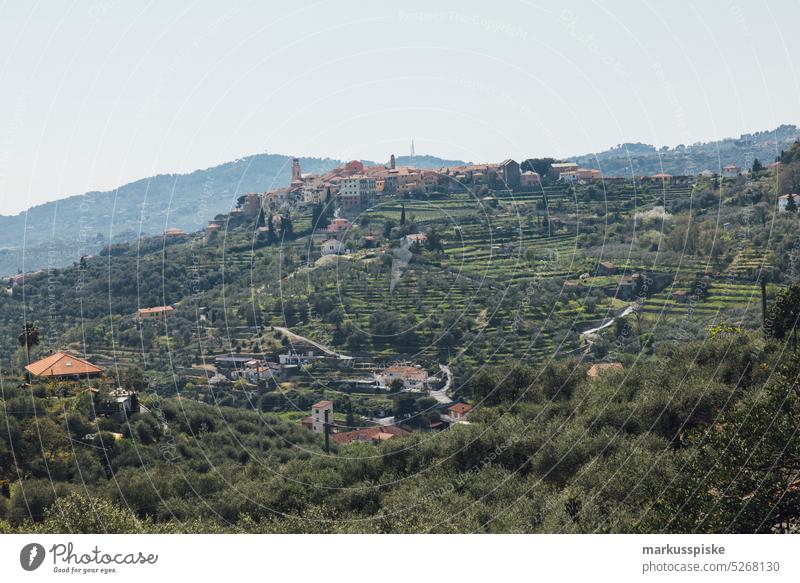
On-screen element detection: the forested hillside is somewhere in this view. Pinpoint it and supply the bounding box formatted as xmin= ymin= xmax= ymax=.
xmin=572 ymin=124 xmax=799 ymax=177
xmin=2 ymin=331 xmax=799 ymax=533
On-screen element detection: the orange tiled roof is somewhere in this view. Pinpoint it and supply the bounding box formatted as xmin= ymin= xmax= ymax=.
xmin=332 ymin=425 xmax=409 ymax=445
xmin=587 ymin=362 xmax=623 ymax=380
xmin=25 ymin=352 xmax=102 ymax=378
xmin=384 ymin=364 xmax=426 ymax=376
xmin=448 ymin=402 xmax=474 ymax=415
xmin=137 ymin=306 xmax=173 ymax=315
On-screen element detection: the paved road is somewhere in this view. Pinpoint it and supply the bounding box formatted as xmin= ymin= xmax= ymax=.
xmin=272 ymin=326 xmax=352 ymax=360
xmin=430 ymin=364 xmax=453 ymax=404
xmin=580 ymin=304 xmax=636 ymax=338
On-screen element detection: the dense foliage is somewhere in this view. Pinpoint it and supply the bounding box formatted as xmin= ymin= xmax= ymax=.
xmin=1 ymin=330 xmax=799 ymax=533
xmin=3 ymin=143 xmax=800 ymax=533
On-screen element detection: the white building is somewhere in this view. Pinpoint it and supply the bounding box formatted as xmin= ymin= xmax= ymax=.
xmin=230 ymin=359 xmax=277 ymax=384
xmin=339 ymin=175 xmax=376 ymax=208
xmin=778 ymin=194 xmax=799 ymax=212
xmin=302 ymin=183 xmax=325 ymax=205
xmin=311 ymin=400 xmax=333 ymax=434
xmin=321 ymin=239 xmax=346 ymax=256
xmin=403 ymin=233 xmax=427 ymax=246
xmin=376 ymin=364 xmax=429 ymax=390
xmin=279 ymin=350 xmax=315 ymax=365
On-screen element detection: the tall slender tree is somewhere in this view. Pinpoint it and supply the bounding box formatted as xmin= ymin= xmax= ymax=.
xmin=267 ymin=213 xmax=276 ymax=243
xmin=18 ymin=321 xmax=40 ymax=377
xmin=786 ymin=193 xmax=798 ymax=213
xmin=280 ymin=214 xmax=293 ymax=239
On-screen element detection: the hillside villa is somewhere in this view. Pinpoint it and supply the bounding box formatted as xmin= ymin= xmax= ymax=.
xmin=299 ymin=400 xmax=410 ymax=445
xmin=25 ymin=352 xmax=103 ymax=381
xmin=229 ymin=360 xmax=279 ymax=384
xmin=164 ymin=227 xmax=187 ymax=238
xmin=321 ymin=239 xmax=347 ymax=256
xmin=549 ymin=162 xmax=578 ymax=179
xmin=448 ymin=402 xmax=474 ymax=422
xmin=325 ymin=217 xmax=352 ymax=236
xmin=137 ymin=305 xmax=174 ymax=319
xmin=376 ymin=364 xmax=429 ymax=390
xmin=404 ymin=233 xmax=427 ymax=246
xmin=332 ymin=425 xmax=410 ymax=445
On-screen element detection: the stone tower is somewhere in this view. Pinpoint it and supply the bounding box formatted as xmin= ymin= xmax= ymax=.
xmin=390 ymin=154 xmax=396 ymax=170
xmin=311 ymin=400 xmax=333 ymax=434
xmin=291 ymin=158 xmax=301 ymax=182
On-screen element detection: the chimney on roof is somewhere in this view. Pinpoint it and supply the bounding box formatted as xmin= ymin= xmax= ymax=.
xmin=390 ymin=154 xmax=396 ymax=170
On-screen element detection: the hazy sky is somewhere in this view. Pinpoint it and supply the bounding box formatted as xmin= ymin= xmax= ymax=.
xmin=0 ymin=0 xmax=798 ymax=214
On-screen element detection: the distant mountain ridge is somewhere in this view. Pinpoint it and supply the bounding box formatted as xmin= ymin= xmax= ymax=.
xmin=4 ymin=123 xmax=799 ymax=276
xmin=0 ymin=152 xmax=466 ymax=276
xmin=570 ymin=124 xmax=800 ymax=176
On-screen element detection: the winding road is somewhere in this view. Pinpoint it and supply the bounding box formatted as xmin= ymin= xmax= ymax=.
xmin=430 ymin=364 xmax=453 ymax=404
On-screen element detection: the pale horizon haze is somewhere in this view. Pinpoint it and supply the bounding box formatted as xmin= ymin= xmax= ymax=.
xmin=0 ymin=0 xmax=798 ymax=215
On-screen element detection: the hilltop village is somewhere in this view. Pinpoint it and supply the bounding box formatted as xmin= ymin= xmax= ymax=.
xmin=3 ymin=140 xmax=800 ymax=534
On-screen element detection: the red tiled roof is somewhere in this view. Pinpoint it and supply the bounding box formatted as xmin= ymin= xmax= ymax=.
xmin=137 ymin=306 xmax=173 ymax=315
xmin=25 ymin=352 xmax=102 ymax=378
xmin=383 ymin=365 xmax=427 ymax=379
xmin=448 ymin=402 xmax=473 ymax=415
xmin=332 ymin=425 xmax=409 ymax=445
xmin=587 ymin=362 xmax=623 ymax=380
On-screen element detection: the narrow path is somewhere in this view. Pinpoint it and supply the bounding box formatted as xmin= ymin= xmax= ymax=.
xmin=272 ymin=326 xmax=352 ymax=360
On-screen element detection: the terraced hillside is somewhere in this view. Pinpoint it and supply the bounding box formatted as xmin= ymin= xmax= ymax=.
xmin=0 ymin=171 xmax=788 ymax=395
